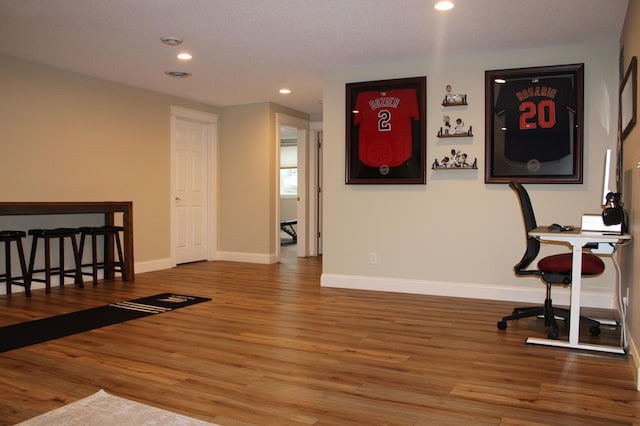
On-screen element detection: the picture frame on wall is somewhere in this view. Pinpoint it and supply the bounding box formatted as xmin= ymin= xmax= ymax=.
xmin=621 ymin=56 xmax=637 ymax=141
xmin=484 ymin=63 xmax=584 ymax=184
xmin=345 ymin=76 xmax=426 ymax=184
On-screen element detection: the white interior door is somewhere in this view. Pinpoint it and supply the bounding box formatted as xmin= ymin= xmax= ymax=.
xmin=295 ymin=126 xmax=308 ymax=258
xmin=170 ymin=106 xmax=217 ymax=265
xmin=306 ymin=123 xmax=323 ymax=256
xmin=316 ymin=130 xmax=323 ymax=254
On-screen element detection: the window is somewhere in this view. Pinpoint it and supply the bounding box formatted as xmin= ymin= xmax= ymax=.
xmin=280 ymin=144 xmax=297 ymax=197
xmin=280 ymin=168 xmax=297 ymax=196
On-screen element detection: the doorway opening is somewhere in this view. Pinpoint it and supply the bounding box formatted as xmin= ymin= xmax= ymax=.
xmin=275 ymin=114 xmax=308 ymax=260
xmin=280 ymin=127 xmax=298 ymax=247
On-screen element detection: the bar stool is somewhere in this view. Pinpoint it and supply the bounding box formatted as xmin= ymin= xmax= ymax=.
xmin=0 ymin=230 xmax=31 ymax=297
xmin=27 ymin=228 xmax=83 ymax=294
xmin=78 ymin=226 xmax=126 ymax=287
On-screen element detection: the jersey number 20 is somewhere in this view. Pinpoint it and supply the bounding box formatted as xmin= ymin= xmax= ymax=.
xmin=519 ymin=100 xmax=556 ymax=130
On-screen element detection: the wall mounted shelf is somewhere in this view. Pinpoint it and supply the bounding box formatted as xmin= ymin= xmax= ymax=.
xmin=437 ymin=132 xmax=473 ymax=138
xmin=432 ymin=165 xmax=478 ymax=170
xmin=441 ymin=100 xmax=468 ymax=107
xmin=437 ymin=126 xmax=473 ymax=138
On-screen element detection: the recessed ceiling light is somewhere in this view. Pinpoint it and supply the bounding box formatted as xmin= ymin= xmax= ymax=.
xmin=177 ymin=52 xmax=192 ymax=60
xmin=164 ymin=71 xmax=192 ymax=79
xmin=160 ymin=36 xmax=183 ymax=46
xmin=279 ymin=88 xmax=291 ymax=94
xmin=434 ymin=1 xmax=454 ymax=11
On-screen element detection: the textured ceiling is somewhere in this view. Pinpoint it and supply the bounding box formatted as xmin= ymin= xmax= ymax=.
xmin=0 ymin=0 xmax=629 ymax=119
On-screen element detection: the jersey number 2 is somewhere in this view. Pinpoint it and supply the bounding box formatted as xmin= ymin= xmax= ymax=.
xmin=378 ymin=110 xmax=391 ymax=132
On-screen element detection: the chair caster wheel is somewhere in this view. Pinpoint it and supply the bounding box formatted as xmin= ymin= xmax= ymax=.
xmin=548 ymin=331 xmax=558 ymax=340
xmin=590 ymin=326 xmax=601 ymax=336
xmin=497 ymin=320 xmax=507 ymax=330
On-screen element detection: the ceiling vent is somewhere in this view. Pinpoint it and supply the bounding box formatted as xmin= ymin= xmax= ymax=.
xmin=160 ymin=36 xmax=183 ymax=46
xmin=164 ymin=71 xmax=192 ymax=79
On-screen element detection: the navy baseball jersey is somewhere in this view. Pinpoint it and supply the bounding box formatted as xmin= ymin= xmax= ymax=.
xmin=353 ymin=89 xmax=419 ymax=167
xmin=495 ymin=77 xmax=576 ymax=162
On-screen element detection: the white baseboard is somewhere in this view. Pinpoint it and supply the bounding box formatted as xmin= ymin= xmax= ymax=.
xmin=134 ymin=258 xmax=174 ymax=274
xmin=2 ymin=262 xmax=615 ymax=310
xmin=320 ymin=273 xmax=614 ymax=309
xmin=626 ymin=336 xmax=640 ymax=390
xmin=215 ymin=251 xmax=278 ymax=264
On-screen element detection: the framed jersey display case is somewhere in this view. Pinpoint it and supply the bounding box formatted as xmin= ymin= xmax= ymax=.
xmin=484 ymin=64 xmax=584 ymax=184
xmin=346 ymin=76 xmax=426 ymax=184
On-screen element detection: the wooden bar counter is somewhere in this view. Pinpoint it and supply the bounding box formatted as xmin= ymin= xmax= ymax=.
xmin=0 ymin=202 xmax=134 ymax=282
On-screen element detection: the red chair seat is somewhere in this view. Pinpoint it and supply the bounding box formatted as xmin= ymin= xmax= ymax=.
xmin=538 ymin=253 xmax=605 ymax=275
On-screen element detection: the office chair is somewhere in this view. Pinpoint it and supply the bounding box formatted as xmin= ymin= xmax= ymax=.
xmin=497 ymin=181 xmax=604 ymax=340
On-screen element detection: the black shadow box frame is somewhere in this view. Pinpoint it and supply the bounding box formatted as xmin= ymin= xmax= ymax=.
xmin=485 ymin=63 xmax=584 ymax=184
xmin=346 ymin=76 xmax=426 ymax=184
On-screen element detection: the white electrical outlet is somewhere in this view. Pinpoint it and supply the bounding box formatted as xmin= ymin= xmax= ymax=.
xmin=369 ymin=252 xmax=377 ymax=265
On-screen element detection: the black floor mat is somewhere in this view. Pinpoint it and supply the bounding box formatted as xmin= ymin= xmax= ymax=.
xmin=0 ymin=293 xmax=211 ymax=353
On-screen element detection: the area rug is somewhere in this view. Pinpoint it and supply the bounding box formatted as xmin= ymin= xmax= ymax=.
xmin=16 ymin=389 xmax=218 ymax=425
xmin=0 ymin=293 xmax=211 ymax=353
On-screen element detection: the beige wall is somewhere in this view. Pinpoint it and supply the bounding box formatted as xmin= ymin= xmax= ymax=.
xmin=217 ymin=103 xmax=308 ymax=262
xmin=620 ymin=0 xmax=640 ymax=371
xmin=218 ymin=103 xmax=273 ymax=256
xmin=0 ymin=55 xmax=220 ymax=273
xmin=0 ymin=55 xmax=310 ymax=282
xmin=321 ymin=39 xmax=621 ymax=309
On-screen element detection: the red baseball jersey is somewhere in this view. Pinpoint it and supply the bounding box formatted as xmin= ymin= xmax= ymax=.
xmin=353 ymin=89 xmax=419 ymax=167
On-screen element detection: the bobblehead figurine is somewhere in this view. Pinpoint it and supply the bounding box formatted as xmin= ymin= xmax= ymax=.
xmin=443 ymin=84 xmax=453 ymax=104
xmin=443 ymin=115 xmax=451 ymax=135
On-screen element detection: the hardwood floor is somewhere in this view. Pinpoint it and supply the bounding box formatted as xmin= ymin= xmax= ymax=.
xmin=1 ymin=251 xmax=640 ymax=425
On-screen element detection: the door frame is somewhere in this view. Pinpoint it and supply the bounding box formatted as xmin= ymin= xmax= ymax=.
xmin=170 ymin=105 xmax=218 ymax=266
xmin=275 ymin=113 xmax=309 ymax=259
xmin=309 ymin=122 xmax=323 ymax=256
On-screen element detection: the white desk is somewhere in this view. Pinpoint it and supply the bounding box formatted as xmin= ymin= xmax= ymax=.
xmin=528 ymin=226 xmax=631 ymax=354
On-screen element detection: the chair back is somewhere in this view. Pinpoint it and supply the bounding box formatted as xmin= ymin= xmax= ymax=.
xmin=509 ymin=181 xmax=542 ymax=276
